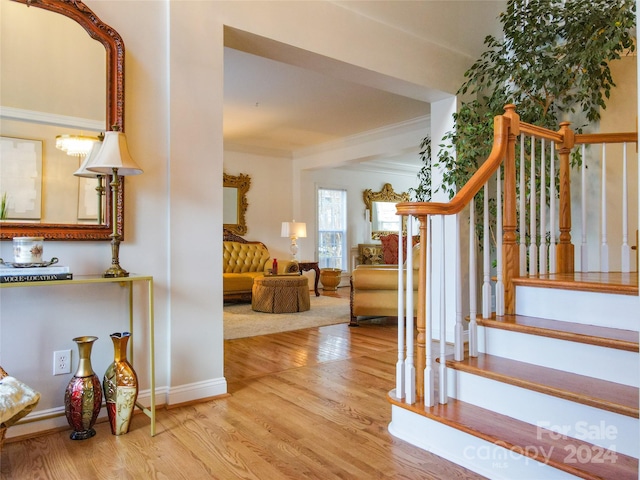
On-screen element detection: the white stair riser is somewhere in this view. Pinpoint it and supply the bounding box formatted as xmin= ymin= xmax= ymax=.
xmin=515 ymin=286 xmax=640 ymax=331
xmin=446 ymin=369 xmax=638 ymax=458
xmin=390 ymin=405 xmax=581 ymax=480
xmin=478 ymin=326 xmax=639 ymax=387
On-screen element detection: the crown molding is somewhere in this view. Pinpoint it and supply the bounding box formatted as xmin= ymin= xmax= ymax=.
xmin=0 ymin=106 xmax=104 ymax=131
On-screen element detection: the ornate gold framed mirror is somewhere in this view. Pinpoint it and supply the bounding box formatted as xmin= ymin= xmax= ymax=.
xmin=363 ymin=183 xmax=409 ymax=240
xmin=0 ymin=0 xmax=124 ymax=240
xmin=223 ymin=173 xmax=250 ymax=236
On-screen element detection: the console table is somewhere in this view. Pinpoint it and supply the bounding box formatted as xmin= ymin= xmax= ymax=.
xmin=297 ymin=261 xmax=320 ymax=296
xmin=0 ymin=274 xmax=156 ymax=436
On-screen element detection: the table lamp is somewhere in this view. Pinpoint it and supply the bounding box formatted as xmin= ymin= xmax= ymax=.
xmin=74 ymin=137 xmax=105 ymax=224
xmin=281 ymin=221 xmax=307 ymax=260
xmin=87 ymin=127 xmax=143 ymax=277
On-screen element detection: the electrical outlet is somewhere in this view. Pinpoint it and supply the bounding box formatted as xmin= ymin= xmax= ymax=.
xmin=53 ymin=349 xmax=72 ymax=375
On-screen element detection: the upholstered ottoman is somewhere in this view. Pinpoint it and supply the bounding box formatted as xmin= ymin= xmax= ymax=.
xmin=252 ymin=276 xmax=310 ymax=313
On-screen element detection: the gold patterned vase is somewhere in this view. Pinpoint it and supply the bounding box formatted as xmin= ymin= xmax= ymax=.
xmin=103 ymin=332 xmax=138 ymax=435
xmin=64 ymin=336 xmax=102 ymax=440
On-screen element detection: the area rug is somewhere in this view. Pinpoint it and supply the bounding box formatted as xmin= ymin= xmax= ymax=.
xmin=224 ymin=295 xmax=350 ymax=340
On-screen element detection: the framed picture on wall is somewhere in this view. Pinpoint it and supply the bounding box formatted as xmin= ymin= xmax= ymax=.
xmin=0 ymin=136 xmax=43 ymax=220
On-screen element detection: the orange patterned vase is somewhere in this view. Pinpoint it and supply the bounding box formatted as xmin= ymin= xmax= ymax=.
xmin=64 ymin=336 xmax=102 ymax=440
xmin=103 ymin=332 xmax=138 ymax=435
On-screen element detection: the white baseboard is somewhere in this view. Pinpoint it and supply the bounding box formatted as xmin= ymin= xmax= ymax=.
xmin=166 ymin=376 xmax=227 ymax=405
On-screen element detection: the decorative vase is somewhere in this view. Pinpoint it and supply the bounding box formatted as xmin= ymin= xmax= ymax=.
xmin=64 ymin=336 xmax=102 ymax=440
xmin=320 ymin=268 xmax=342 ymax=291
xmin=103 ymin=332 xmax=138 ymax=435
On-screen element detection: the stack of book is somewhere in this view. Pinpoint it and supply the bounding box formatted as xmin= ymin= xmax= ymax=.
xmin=0 ymin=265 xmax=73 ymax=284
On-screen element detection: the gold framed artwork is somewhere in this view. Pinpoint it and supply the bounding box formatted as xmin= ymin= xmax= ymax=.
xmin=223 ymin=173 xmax=251 ymax=236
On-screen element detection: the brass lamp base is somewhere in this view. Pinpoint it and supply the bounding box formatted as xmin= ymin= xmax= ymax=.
xmin=103 ymin=265 xmax=130 ymax=278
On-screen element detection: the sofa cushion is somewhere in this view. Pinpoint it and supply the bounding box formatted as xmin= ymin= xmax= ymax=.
xmin=223 ymin=272 xmax=265 ymax=294
xmin=223 ymin=241 xmax=270 ymax=273
xmin=351 ymin=266 xmax=419 ymax=290
xmin=380 ymin=234 xmax=419 ymax=264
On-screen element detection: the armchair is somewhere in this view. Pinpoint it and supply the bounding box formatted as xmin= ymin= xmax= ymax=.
xmin=350 ymin=243 xmax=420 ymax=326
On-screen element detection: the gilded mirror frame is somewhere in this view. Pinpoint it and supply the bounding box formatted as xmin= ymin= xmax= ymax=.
xmin=1 ymin=0 xmax=124 ymax=241
xmin=363 ymin=183 xmax=409 ymax=240
xmin=223 ymin=173 xmax=250 ymax=236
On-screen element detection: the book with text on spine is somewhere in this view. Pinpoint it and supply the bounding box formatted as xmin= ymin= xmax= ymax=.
xmin=0 ymin=265 xmax=70 ymax=276
xmin=0 ymin=273 xmax=73 ymax=283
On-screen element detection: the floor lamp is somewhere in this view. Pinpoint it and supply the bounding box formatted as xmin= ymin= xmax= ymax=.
xmin=87 ymin=128 xmax=143 ymax=277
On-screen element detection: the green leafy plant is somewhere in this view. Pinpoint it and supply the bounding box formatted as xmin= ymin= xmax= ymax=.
xmin=432 ymin=0 xmax=636 ymax=200
xmin=0 ymin=193 xmax=7 ymax=220
xmin=408 ymin=136 xmax=432 ymax=202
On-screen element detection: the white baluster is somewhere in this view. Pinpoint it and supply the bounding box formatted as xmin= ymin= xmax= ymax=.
xmin=438 ymin=215 xmax=447 ymax=405
xmin=519 ymin=135 xmax=527 ymax=273
xmin=469 ymin=197 xmax=478 ymax=357
xmin=455 ymin=213 xmax=463 ymax=361
xmin=581 ymin=144 xmax=588 ymax=272
xmin=496 ymin=166 xmax=505 ymax=316
xmin=529 ymin=138 xmax=538 ymax=275
xmin=425 ymin=215 xmax=434 ymax=407
xmin=601 ymin=144 xmax=609 ymax=272
xmin=549 ymin=141 xmax=557 ymax=274
xmin=621 ymin=143 xmax=630 ymax=272
xmin=539 ymin=139 xmax=548 ymax=274
xmin=396 ymin=216 xmax=405 ymax=399
xmin=482 ymin=184 xmax=491 ymax=318
xmin=405 ymin=216 xmax=416 ymax=404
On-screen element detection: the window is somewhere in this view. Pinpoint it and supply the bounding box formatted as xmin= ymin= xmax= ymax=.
xmin=317 ymin=188 xmax=347 ymax=269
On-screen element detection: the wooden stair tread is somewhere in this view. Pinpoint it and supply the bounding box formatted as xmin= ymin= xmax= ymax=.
xmin=477 ymin=314 xmax=639 ymax=352
xmin=443 ymin=353 xmax=639 ymax=418
xmin=512 ymin=272 xmax=639 ymax=296
xmin=388 ymin=391 xmax=638 ymax=480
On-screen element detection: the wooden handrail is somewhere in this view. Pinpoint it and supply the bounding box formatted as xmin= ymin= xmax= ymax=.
xmin=575 ymin=132 xmax=637 ymax=144
xmin=519 ymin=122 xmax=564 ymax=143
xmin=396 ymin=114 xmax=511 ymax=217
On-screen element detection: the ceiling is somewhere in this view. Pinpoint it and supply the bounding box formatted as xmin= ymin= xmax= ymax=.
xmin=222 ymin=1 xmax=505 ymax=168
xmin=223 ymin=47 xmax=431 ymax=158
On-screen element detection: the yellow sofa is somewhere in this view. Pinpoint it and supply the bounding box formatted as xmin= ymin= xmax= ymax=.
xmin=349 ymin=244 xmax=420 ymax=326
xmin=223 ymin=229 xmax=298 ymax=301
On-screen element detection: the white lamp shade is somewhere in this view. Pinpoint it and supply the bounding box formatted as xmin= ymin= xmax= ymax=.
xmin=73 ymin=140 xmax=103 ymax=178
xmin=281 ymin=221 xmax=307 ymax=238
xmin=86 ymin=130 xmax=143 ymax=176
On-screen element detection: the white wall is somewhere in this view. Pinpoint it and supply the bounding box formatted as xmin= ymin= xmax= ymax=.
xmin=0 ymin=0 xmax=502 ymax=438
xmin=223 ymin=150 xmax=293 ymax=260
xmin=573 ymin=55 xmax=638 ymax=272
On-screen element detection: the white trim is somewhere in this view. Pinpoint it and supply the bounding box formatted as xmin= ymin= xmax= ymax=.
xmin=0 ymin=106 xmax=104 ymax=131
xmin=166 ymin=377 xmax=228 ymax=405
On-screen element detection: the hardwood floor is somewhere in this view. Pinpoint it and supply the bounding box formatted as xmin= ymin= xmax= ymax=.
xmin=1 ymin=289 xmax=484 ymax=479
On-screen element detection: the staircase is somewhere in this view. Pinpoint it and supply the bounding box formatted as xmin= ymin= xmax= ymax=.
xmin=388 ymin=105 xmax=638 ymax=478
xmin=388 ymin=274 xmax=639 ymax=479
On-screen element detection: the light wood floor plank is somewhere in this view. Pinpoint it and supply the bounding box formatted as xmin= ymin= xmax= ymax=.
xmin=2 ymin=292 xmax=483 ymax=480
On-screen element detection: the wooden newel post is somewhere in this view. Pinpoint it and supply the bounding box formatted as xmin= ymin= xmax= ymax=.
xmin=556 ymin=122 xmax=575 ymax=273
xmin=502 ymin=105 xmax=520 ymax=315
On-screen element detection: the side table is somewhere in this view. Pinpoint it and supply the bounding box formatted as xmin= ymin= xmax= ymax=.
xmin=297 ymin=261 xmax=320 ymax=296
